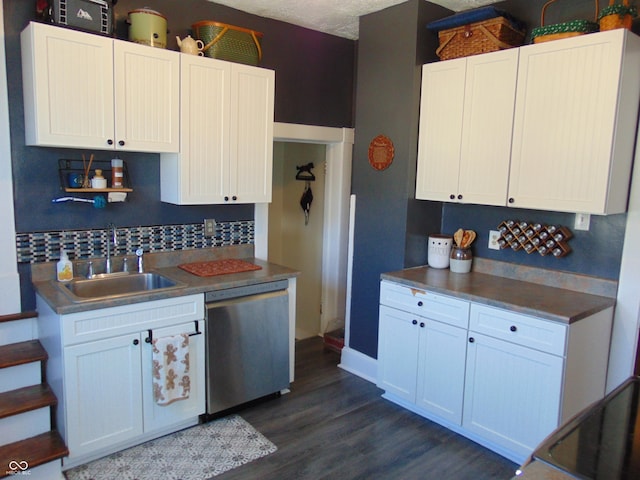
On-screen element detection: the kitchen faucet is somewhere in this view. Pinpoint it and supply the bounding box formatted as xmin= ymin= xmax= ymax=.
xmin=105 ymin=223 xmax=117 ymax=274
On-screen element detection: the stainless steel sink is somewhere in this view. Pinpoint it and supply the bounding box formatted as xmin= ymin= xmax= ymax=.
xmin=60 ymin=272 xmax=184 ymax=302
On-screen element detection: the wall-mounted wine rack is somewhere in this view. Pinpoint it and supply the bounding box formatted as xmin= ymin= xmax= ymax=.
xmin=497 ymin=220 xmax=573 ymax=257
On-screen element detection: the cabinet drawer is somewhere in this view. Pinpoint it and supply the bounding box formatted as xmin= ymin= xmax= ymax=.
xmin=469 ymin=304 xmax=566 ymax=356
xmin=61 ymin=294 xmax=204 ymax=346
xmin=380 ymin=281 xmax=469 ymax=329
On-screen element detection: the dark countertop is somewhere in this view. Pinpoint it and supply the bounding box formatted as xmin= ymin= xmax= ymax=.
xmin=516 ymin=376 xmax=640 ymax=480
xmin=34 ymin=250 xmax=299 ymax=315
xmin=381 ymin=266 xmax=616 ymax=324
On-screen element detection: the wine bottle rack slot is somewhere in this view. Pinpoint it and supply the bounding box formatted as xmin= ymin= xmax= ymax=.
xmin=497 ymin=220 xmax=573 ymax=257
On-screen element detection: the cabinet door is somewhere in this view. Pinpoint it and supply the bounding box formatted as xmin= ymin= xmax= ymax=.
xmin=377 ymin=305 xmax=420 ymax=403
xmin=162 ymin=56 xmax=230 ymax=204
xmin=113 ymin=40 xmax=180 ymax=153
xmin=509 ymin=30 xmax=640 ymax=214
xmin=229 ymin=63 xmax=275 ymax=203
xmin=21 ymin=22 xmax=115 ymax=149
xmin=458 ymin=49 xmax=518 ymax=206
xmin=416 ymin=318 xmax=467 ymax=425
xmin=416 ymin=59 xmax=465 ymax=202
xmin=142 ymin=320 xmax=206 ymax=433
xmin=63 ymin=333 xmax=143 ymax=459
xmin=463 ymin=332 xmax=563 ymax=461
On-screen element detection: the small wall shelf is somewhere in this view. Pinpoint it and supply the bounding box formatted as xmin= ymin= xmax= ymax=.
xmin=58 ymin=159 xmax=133 ymax=192
xmin=63 ymin=187 xmax=133 ymax=193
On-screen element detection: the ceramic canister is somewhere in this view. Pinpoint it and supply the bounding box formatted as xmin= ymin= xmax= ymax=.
xmin=128 ymin=8 xmax=168 ymax=49
xmin=428 ymin=234 xmax=453 ymax=269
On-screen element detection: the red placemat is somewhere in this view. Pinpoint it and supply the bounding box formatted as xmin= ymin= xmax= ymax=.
xmin=178 ymin=259 xmax=262 ymax=277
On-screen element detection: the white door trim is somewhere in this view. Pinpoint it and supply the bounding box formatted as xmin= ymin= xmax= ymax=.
xmin=255 ymin=123 xmax=354 ymax=335
xmin=607 ymin=125 xmax=640 ymax=392
xmin=0 ymin=0 xmax=21 ymax=315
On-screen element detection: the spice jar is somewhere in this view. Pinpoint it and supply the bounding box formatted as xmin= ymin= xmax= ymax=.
xmin=111 ymin=159 xmax=123 ymax=188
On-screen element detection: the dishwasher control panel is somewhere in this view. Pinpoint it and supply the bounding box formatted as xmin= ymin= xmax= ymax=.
xmin=204 ymin=279 xmax=288 ymax=303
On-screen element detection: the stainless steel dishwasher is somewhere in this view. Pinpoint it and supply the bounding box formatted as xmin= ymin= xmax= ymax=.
xmin=204 ymin=279 xmax=290 ymax=415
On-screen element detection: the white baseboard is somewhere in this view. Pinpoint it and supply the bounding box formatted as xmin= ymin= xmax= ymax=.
xmin=338 ymin=346 xmax=377 ymax=384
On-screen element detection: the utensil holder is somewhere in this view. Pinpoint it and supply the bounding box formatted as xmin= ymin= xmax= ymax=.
xmin=450 ymin=247 xmax=472 ymax=273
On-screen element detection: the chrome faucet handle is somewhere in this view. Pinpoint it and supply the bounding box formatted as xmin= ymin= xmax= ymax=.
xmin=136 ymin=248 xmax=144 ymax=273
xmin=111 ymin=224 xmax=118 ymax=248
xmin=86 ymin=260 xmax=94 ymax=279
xmin=105 ymin=223 xmax=117 ymax=274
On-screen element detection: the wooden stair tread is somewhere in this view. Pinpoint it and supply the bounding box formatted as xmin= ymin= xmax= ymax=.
xmin=0 ymin=311 xmax=37 ymax=324
xmin=0 ymin=431 xmax=68 ymax=477
xmin=0 ymin=340 xmax=47 ymax=369
xmin=0 ymin=384 xmax=57 ymax=419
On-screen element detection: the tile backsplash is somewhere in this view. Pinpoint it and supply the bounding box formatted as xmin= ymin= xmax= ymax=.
xmin=16 ymin=221 xmax=254 ymax=264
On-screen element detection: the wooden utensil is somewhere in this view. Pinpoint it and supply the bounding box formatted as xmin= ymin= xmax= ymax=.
xmin=454 ymin=228 xmax=464 ymax=247
xmin=461 ymin=230 xmax=476 ymax=248
xmin=82 ymin=154 xmax=94 ymax=188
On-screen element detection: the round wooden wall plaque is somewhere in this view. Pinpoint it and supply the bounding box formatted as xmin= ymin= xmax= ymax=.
xmin=368 ymin=135 xmax=394 ymax=171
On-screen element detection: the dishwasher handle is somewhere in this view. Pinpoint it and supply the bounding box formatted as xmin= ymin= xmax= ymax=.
xmin=205 ymin=279 xmax=289 ymax=303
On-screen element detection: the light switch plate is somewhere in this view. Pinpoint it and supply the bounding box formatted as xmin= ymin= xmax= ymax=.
xmin=488 ymin=230 xmax=501 ymax=250
xmin=204 ymin=218 xmax=216 ymax=237
xmin=574 ymin=213 xmax=590 ymax=231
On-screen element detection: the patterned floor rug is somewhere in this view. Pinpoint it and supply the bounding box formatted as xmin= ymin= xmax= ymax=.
xmin=64 ymin=415 xmax=277 ymax=480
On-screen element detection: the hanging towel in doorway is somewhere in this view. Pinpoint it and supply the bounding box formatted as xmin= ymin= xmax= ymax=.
xmin=152 ymin=333 xmax=190 ymax=406
xmin=300 ymin=182 xmax=313 ymax=225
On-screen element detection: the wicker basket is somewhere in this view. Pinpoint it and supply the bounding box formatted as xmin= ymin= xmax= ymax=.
xmin=532 ymin=0 xmax=600 ymax=44
xmin=192 ymin=21 xmax=263 ymax=65
xmin=435 ymin=16 xmax=525 ymax=60
xmin=599 ymin=0 xmax=637 ymax=31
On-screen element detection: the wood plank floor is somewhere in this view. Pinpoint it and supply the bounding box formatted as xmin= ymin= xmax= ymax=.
xmin=216 ymin=337 xmax=518 ymax=480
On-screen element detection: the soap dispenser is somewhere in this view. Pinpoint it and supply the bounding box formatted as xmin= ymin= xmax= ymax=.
xmin=57 ymin=249 xmax=73 ymax=282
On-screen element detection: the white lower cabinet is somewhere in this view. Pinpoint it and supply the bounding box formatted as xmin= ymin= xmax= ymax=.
xmin=64 ymin=333 xmax=144 ymax=458
xmin=37 ymin=294 xmax=205 ymax=469
xmin=462 ymin=332 xmax=563 ymax=460
xmin=377 ymin=280 xmax=613 ymax=464
xmin=378 ymin=282 xmax=469 ymax=425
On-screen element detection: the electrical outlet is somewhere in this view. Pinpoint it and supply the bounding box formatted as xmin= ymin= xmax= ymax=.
xmin=204 ymin=218 xmax=216 ymax=237
xmin=488 ymin=230 xmax=501 ymax=250
xmin=574 ymin=213 xmax=591 ymax=231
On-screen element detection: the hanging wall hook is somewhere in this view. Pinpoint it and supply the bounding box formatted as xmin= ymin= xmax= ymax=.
xmin=296 ymin=162 xmax=315 ymax=181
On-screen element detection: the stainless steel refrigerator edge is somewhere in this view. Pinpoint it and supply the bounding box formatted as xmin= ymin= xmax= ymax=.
xmin=204 ymin=280 xmax=290 ymax=414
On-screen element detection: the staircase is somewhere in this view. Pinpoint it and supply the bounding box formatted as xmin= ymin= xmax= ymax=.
xmin=0 ymin=313 xmax=67 ymax=479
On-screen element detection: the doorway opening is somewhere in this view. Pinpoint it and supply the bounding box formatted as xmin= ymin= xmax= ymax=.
xmin=254 ymin=123 xmax=354 ymax=340
xmin=269 ymin=142 xmax=326 ymax=339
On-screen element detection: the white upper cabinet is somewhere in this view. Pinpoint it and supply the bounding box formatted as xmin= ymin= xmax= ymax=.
xmin=112 ymin=40 xmax=180 ymax=153
xmin=230 ymin=63 xmax=275 ymax=204
xmin=509 ymin=29 xmax=640 ymax=214
xmin=21 ymin=22 xmax=179 ymax=153
xmin=416 ymin=30 xmax=640 ymax=215
xmin=416 ymin=58 xmax=465 ymax=202
xmin=160 ymin=56 xmax=274 ymax=204
xmin=416 ymin=49 xmax=518 ymax=206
